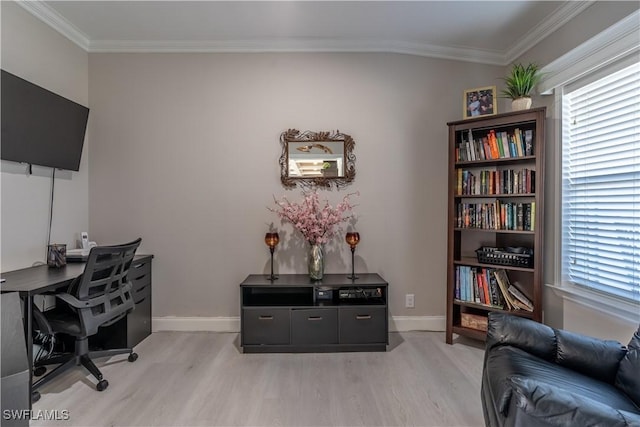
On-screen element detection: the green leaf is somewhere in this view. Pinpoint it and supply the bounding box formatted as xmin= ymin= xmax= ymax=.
xmin=499 ymin=63 xmax=543 ymax=99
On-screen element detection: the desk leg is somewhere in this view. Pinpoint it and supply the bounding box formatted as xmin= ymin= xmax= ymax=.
xmin=22 ymin=294 xmax=38 ymax=406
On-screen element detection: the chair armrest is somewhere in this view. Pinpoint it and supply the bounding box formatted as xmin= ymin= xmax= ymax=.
xmin=486 ymin=312 xmax=556 ymax=361
xmin=55 ymin=282 xmax=133 ymax=309
xmin=55 ymin=292 xmax=93 ymax=308
xmin=508 ymin=377 xmax=639 ymax=427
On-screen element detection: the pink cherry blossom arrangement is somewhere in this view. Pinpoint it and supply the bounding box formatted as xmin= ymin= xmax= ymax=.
xmin=270 ymin=190 xmax=358 ymax=245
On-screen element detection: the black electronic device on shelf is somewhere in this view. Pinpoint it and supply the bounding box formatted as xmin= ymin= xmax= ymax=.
xmin=338 ymin=287 xmax=382 ymax=300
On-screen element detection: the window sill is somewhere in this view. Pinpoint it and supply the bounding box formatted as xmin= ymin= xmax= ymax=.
xmin=546 ymin=283 xmax=640 ymax=324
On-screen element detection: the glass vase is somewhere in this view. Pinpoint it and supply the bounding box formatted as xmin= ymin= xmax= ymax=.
xmin=308 ymin=243 xmax=324 ymax=281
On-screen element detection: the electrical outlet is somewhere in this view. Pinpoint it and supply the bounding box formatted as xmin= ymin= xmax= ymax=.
xmin=405 ymin=293 xmax=415 ymax=308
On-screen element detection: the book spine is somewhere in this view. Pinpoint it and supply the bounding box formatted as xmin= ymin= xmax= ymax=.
xmin=524 ymin=129 xmax=534 ymax=156
xmin=514 ymin=129 xmax=524 ymax=157
xmin=500 ymin=131 xmax=510 ymax=158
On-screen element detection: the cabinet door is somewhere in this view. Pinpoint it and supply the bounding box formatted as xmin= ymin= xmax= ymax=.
xmin=339 ymin=307 xmax=387 ymax=344
xmin=128 ymin=295 xmax=152 ymax=347
xmin=242 ymin=308 xmax=290 ymax=345
xmin=291 ymin=308 xmax=338 ymax=345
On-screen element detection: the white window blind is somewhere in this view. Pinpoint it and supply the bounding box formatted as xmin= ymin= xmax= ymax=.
xmin=562 ymin=61 xmax=640 ymax=303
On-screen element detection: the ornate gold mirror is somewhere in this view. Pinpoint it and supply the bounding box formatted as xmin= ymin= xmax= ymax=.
xmin=279 ymin=129 xmax=356 ymax=189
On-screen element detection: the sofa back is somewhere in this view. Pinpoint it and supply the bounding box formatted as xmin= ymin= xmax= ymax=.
xmin=486 ymin=313 xmax=627 ymax=384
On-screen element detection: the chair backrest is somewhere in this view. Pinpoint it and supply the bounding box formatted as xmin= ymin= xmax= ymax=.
xmin=71 ymin=238 xmax=141 ymax=336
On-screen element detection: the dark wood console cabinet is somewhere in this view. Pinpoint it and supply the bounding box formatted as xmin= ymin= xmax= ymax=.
xmin=240 ymin=274 xmax=388 ymax=353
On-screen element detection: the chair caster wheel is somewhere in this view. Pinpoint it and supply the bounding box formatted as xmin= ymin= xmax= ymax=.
xmin=34 ymin=366 xmax=47 ymax=377
xmin=32 ymin=391 xmax=41 ymax=403
xmin=96 ymin=379 xmax=109 ymax=392
xmin=128 ymin=353 xmax=138 ymax=362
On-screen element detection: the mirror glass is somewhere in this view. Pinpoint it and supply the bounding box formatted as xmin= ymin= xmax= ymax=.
xmin=279 ymin=130 xmax=355 ymax=189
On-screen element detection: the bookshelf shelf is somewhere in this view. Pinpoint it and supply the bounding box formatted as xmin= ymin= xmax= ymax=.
xmin=455 ymin=155 xmax=536 ymax=167
xmin=454 ymin=257 xmax=535 ymax=272
xmin=453 ymin=228 xmax=535 ymax=234
xmin=453 ymin=300 xmax=534 ymax=318
xmin=446 ymin=107 xmax=545 ymax=344
xmin=455 ymin=193 xmax=535 ymax=199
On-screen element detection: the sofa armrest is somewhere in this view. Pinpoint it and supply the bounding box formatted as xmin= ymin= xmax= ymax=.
xmin=486 ymin=312 xmax=556 ymax=361
xmin=508 ymin=377 xmax=640 ymax=427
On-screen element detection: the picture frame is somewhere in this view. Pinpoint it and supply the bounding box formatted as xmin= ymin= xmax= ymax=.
xmin=463 ymin=86 xmax=497 ymax=119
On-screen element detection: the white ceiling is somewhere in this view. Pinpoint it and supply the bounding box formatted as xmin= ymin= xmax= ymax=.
xmin=20 ymin=1 xmax=593 ymax=65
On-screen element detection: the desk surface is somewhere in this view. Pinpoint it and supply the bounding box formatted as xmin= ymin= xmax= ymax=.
xmin=0 ymin=255 xmax=153 ymax=295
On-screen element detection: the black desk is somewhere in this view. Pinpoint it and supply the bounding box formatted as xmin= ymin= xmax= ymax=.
xmin=0 ymin=255 xmax=153 ymax=404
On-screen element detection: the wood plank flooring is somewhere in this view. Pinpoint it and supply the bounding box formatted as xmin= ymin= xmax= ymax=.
xmin=32 ymin=332 xmax=485 ymax=427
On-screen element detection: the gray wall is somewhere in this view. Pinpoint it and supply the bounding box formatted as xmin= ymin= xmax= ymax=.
xmin=515 ymin=1 xmax=640 ymax=341
xmin=2 ymin=0 xmax=636 ymax=337
xmin=88 ymin=52 xmax=502 ymax=319
xmin=1 ymin=2 xmax=89 ymax=271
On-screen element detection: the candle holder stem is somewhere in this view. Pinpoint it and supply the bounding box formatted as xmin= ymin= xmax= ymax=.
xmin=347 ymin=247 xmax=358 ymax=280
xmin=269 ymin=247 xmax=278 ymax=281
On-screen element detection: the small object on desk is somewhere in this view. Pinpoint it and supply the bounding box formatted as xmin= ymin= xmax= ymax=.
xmin=47 ymin=244 xmax=67 ymax=268
xmin=66 ymin=248 xmax=90 ymax=262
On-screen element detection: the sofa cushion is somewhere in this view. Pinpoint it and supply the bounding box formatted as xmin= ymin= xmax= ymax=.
xmin=616 ymin=327 xmax=640 ymax=407
xmin=485 ymin=345 xmax=639 ymax=416
xmin=509 ymin=376 xmax=640 ymax=427
xmin=555 ymin=328 xmax=627 ymax=384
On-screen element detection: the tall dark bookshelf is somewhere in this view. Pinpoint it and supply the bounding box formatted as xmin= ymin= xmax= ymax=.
xmin=446 ymin=107 xmax=546 ymax=344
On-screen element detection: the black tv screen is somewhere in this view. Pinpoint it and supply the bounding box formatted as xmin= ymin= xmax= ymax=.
xmin=1 ymin=70 xmax=89 ymax=171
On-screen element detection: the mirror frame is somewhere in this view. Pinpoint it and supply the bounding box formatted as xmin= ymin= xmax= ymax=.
xmin=279 ymin=129 xmax=356 ymax=189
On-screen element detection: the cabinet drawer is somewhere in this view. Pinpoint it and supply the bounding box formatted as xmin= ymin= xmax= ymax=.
xmin=339 ymin=307 xmax=387 ymax=344
xmin=291 ymin=308 xmax=338 ymax=345
xmin=242 ymin=308 xmax=290 ymax=345
xmin=129 ymin=260 xmax=151 ymax=292
xmin=132 ymin=282 xmax=150 ymax=304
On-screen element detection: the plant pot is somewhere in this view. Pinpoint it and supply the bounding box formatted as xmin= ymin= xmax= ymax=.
xmin=512 ymin=97 xmax=532 ymax=111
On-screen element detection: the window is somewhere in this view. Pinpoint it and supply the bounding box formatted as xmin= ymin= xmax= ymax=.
xmin=561 ymin=61 xmax=640 ymax=303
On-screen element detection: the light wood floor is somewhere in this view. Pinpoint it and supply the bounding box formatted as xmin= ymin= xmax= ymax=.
xmin=32 ymin=332 xmax=485 ymax=427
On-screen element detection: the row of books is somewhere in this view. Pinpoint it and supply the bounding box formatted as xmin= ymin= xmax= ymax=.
xmin=456 ymin=201 xmax=535 ymax=231
xmin=456 ymin=128 xmax=534 ymax=162
xmin=456 ymin=168 xmax=535 ymax=196
xmin=455 ymin=266 xmax=533 ymax=311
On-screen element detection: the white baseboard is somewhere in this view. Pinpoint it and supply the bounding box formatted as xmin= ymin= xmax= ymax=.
xmin=152 ymin=315 xmax=446 ymax=333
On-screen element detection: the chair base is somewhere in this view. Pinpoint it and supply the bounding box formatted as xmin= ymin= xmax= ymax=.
xmin=34 ymin=337 xmax=136 ymax=393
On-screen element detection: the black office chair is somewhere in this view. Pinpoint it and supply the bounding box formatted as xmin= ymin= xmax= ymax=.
xmin=33 ymin=238 xmax=142 ymax=392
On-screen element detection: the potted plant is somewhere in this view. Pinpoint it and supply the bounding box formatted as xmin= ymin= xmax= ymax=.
xmin=500 ymin=63 xmax=543 ymax=111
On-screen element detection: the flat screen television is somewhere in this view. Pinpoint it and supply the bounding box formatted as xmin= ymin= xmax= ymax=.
xmin=1 ymin=69 xmax=89 ymax=171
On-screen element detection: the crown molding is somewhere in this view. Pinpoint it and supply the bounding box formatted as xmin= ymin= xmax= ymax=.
xmin=504 ymin=1 xmax=594 ymax=64
xmin=88 ymin=38 xmax=506 ymax=64
xmin=17 ymin=0 xmax=90 ymax=50
xmin=538 ymin=9 xmax=640 ymax=94
xmin=17 ymin=0 xmax=596 ymax=66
